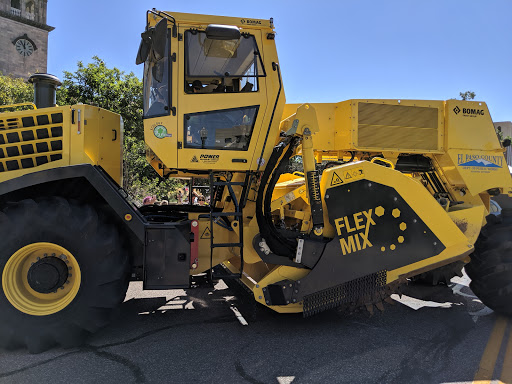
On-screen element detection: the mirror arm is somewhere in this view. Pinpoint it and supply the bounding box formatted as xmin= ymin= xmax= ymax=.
xmin=149 ymin=9 xmax=177 ymax=38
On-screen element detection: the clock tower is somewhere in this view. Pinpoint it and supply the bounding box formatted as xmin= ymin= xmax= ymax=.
xmin=0 ymin=0 xmax=54 ymax=79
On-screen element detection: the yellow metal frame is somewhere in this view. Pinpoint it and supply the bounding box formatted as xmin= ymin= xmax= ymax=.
xmin=0 ymin=102 xmax=37 ymax=111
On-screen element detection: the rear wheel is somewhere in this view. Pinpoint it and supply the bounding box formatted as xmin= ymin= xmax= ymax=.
xmin=466 ymin=214 xmax=512 ymax=316
xmin=0 ymin=198 xmax=130 ymax=353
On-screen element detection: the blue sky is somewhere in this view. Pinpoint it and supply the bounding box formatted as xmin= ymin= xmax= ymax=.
xmin=47 ymin=0 xmax=511 ymax=121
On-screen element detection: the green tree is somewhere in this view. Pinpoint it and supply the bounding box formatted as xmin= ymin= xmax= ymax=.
xmin=0 ymin=72 xmax=32 ymax=111
xmin=56 ymin=57 xmax=180 ymax=203
xmin=56 ymin=56 xmax=144 ymax=140
xmin=459 ymin=91 xmax=476 ymax=101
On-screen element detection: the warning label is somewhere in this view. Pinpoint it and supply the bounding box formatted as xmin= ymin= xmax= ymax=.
xmin=331 ymin=172 xmax=343 ymax=186
xmin=343 ymin=168 xmax=364 ymax=181
xmin=330 ymin=167 xmax=364 ymax=187
xmin=200 ymin=226 xmax=211 ymax=239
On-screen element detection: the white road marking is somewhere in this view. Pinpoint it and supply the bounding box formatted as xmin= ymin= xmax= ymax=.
xmin=230 ymin=306 xmax=248 ymax=326
xmin=451 ymin=268 xmax=494 ymax=322
xmin=391 ymin=294 xmax=453 ymax=310
xmin=276 ymin=377 xmax=295 ymax=384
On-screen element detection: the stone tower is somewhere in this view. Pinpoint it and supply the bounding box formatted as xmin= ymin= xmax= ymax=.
xmin=0 ymin=0 xmax=54 ymax=79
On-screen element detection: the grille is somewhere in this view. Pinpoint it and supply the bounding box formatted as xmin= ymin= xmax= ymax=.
xmin=357 ymin=103 xmax=439 ymax=151
xmin=0 ymin=112 xmax=63 ymax=172
xmin=303 ymin=270 xmax=387 ymax=317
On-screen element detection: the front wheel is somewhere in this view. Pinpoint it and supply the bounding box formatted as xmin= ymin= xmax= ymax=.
xmin=466 ymin=214 xmax=512 ymax=316
xmin=0 ymin=198 xmax=130 ymax=353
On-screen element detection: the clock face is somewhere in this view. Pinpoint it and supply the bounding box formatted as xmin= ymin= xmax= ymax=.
xmin=15 ymin=39 xmax=34 ymax=57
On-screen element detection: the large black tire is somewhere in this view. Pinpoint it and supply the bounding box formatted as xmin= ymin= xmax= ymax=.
xmin=0 ymin=197 xmax=130 ymax=353
xmin=411 ymin=260 xmax=465 ymax=285
xmin=466 ymin=214 xmax=512 ymax=316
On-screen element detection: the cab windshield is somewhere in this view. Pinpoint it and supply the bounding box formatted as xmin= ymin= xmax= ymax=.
xmin=185 ymin=31 xmax=265 ymax=93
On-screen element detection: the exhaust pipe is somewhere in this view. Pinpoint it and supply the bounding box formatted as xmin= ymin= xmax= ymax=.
xmin=28 ymin=73 xmax=62 ymax=109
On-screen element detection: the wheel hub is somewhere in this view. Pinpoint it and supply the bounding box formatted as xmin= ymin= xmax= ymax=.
xmin=27 ymin=256 xmax=69 ymax=294
xmin=2 ymin=242 xmax=81 ymax=316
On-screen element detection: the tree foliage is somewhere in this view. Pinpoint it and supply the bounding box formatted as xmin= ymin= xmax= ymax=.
xmin=53 ymin=57 xmax=180 ymax=202
xmin=0 ymin=72 xmax=32 ymax=110
xmin=459 ymin=91 xmax=476 ymax=101
xmin=56 ymin=56 xmax=144 ymax=140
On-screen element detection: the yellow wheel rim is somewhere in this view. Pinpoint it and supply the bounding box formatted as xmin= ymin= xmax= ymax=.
xmin=2 ymin=242 xmax=81 ymax=316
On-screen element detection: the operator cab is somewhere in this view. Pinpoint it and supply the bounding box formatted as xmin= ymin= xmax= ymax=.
xmin=136 ymin=11 xmax=283 ymax=175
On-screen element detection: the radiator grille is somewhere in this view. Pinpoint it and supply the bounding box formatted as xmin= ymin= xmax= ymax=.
xmin=357 ymin=103 xmax=439 ymax=151
xmin=0 ymin=112 xmax=63 ymax=172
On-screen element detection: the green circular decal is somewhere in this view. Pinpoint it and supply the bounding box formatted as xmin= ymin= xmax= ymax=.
xmin=154 ymin=125 xmax=168 ymax=139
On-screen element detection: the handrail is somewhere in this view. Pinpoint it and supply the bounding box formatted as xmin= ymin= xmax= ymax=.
xmin=370 ymin=157 xmax=395 ymax=169
xmin=0 ymin=102 xmax=37 ymax=112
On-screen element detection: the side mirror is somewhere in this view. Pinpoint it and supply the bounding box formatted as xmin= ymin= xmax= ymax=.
xmin=205 ymin=24 xmax=240 ymax=40
xmin=135 ymin=18 xmax=168 ymax=65
xmin=151 ymin=18 xmax=168 ymax=61
xmin=135 ymin=34 xmax=151 ymax=65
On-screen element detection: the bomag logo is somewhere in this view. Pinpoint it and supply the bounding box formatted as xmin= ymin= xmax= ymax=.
xmin=334 ymin=208 xmax=376 ymax=255
xmin=240 ymin=19 xmax=262 ymax=25
xmin=454 ymin=105 xmax=484 ymax=117
xmin=463 ymin=108 xmax=484 ymax=115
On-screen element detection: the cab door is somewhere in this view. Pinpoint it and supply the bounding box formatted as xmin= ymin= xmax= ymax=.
xmin=176 ymin=25 xmax=268 ymax=171
xmin=142 ymin=25 xmax=179 ymax=171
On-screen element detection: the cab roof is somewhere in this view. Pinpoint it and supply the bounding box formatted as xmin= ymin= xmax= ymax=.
xmin=153 ymin=11 xmax=274 ymax=30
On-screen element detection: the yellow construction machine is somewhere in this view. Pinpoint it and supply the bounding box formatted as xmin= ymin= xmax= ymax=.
xmin=0 ymin=10 xmax=511 ymax=352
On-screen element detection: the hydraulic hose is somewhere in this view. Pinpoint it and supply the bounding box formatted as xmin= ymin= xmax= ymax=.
xmin=256 ymin=136 xmax=300 ymax=258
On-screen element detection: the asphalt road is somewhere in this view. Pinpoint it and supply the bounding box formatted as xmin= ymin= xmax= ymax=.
xmin=0 ymin=271 xmax=510 ymax=384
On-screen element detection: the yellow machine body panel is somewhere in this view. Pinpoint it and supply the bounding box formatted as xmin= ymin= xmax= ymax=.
xmin=282 ymin=99 xmax=512 ymax=200
xmin=282 ymin=99 xmax=446 ymax=153
xmin=0 ymin=105 xmax=122 ymax=185
xmin=435 ymin=99 xmax=512 ymax=196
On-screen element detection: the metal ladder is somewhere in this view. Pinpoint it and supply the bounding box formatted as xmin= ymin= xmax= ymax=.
xmin=208 ymin=172 xmax=251 ymax=280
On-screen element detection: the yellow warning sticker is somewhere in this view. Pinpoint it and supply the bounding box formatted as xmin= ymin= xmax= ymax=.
xmin=343 ymin=168 xmax=364 ymax=181
xmin=330 ymin=172 xmax=343 ymax=186
xmin=201 ymin=226 xmax=211 ymax=239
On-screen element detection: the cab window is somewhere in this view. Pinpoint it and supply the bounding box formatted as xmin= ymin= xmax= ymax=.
xmin=184 ymin=106 xmax=259 ymax=150
xmin=184 ymin=30 xmax=265 ymax=94
xmin=143 ymin=33 xmax=170 ymax=118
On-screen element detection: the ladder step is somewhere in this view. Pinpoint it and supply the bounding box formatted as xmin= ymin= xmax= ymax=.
xmin=212 ymin=242 xmax=243 ymax=248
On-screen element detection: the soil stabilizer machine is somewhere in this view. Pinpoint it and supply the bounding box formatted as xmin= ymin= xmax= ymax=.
xmin=1 ymin=11 xmax=511 ymax=352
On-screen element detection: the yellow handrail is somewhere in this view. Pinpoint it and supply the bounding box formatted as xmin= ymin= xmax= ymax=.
xmin=0 ymin=102 xmax=37 ymax=112
xmin=370 ymin=157 xmax=395 ymax=169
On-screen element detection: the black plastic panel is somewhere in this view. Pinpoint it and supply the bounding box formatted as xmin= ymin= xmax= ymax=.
xmin=144 ymin=223 xmax=191 ymax=289
xmin=286 ymin=179 xmax=445 ymax=301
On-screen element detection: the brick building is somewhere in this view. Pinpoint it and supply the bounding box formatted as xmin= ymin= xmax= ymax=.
xmin=0 ymin=0 xmax=53 ymax=79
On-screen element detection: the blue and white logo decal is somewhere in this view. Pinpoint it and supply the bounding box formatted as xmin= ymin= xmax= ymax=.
xmin=457 ymin=154 xmax=503 ymax=170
